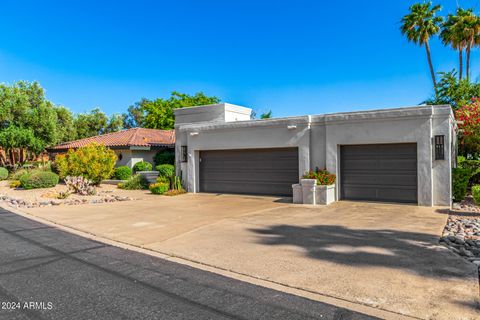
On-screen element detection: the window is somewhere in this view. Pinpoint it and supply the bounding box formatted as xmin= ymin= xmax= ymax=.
xmin=434 ymin=135 xmax=445 ymax=160
xmin=181 ymin=146 xmax=188 ymax=162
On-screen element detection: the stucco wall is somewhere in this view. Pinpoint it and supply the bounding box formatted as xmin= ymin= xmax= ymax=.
xmin=113 ymin=149 xmax=157 ymax=168
xmin=175 ymin=105 xmax=455 ymax=207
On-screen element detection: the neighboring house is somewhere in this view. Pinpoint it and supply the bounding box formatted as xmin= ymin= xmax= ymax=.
xmin=50 ymin=128 xmax=175 ymax=168
xmin=174 ymin=103 xmax=456 ymax=207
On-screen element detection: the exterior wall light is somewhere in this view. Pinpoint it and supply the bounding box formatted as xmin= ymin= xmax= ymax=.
xmin=434 ymin=135 xmax=445 ymax=160
xmin=287 ymin=125 xmax=297 ymax=130
xmin=190 ymin=132 xmax=199 ymax=136
xmin=181 ymin=146 xmax=188 ymax=162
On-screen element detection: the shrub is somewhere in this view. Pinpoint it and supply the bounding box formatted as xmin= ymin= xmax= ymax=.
xmin=114 ymin=166 xmax=132 ymax=180
xmin=11 ymin=169 xmax=30 ymax=181
xmin=132 ymin=161 xmax=152 ymax=173
xmin=9 ymin=180 xmax=21 ymax=188
xmin=0 ymin=167 xmax=8 ymax=180
xmin=149 ymin=182 xmax=169 ymax=194
xmin=118 ymin=174 xmax=149 ymax=190
xmin=154 ymin=150 xmax=175 ymax=166
xmin=452 ymin=167 xmax=471 ymax=201
xmin=472 ymin=185 xmax=480 ymax=205
xmin=19 ymin=171 xmax=59 ymax=189
xmin=302 ymin=169 xmax=336 ymax=186
xmin=156 ymin=164 xmax=175 ymax=179
xmin=64 ymin=176 xmax=96 ymax=195
xmin=55 ymin=143 xmax=117 ymax=184
xmin=163 ymin=189 xmax=186 ymax=196
xmin=57 ymin=191 xmax=71 ymax=199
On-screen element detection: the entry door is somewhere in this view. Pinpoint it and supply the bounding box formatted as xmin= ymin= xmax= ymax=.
xmin=199 ymin=148 xmax=299 ymax=196
xmin=340 ymin=144 xmax=417 ymax=203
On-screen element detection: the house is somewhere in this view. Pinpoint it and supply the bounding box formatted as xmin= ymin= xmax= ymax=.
xmin=174 ymin=103 xmax=456 ymax=207
xmin=50 ymin=128 xmax=175 ymax=168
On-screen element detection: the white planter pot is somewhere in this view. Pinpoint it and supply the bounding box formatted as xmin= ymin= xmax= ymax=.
xmin=292 ymin=184 xmax=302 ymax=204
xmin=292 ymin=179 xmax=336 ymax=205
xmin=300 ymin=179 xmax=316 ymax=204
xmin=315 ymin=184 xmax=336 ymax=205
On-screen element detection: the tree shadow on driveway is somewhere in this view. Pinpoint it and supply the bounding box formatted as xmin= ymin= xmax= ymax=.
xmin=249 ymin=224 xmax=473 ymax=279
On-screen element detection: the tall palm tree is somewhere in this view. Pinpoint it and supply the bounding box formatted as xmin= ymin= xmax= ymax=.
xmin=460 ymin=9 xmax=480 ymax=81
xmin=401 ymin=2 xmax=443 ymax=93
xmin=441 ymin=10 xmax=467 ymax=80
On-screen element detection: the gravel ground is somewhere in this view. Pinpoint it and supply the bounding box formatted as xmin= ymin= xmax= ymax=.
xmin=0 ymin=182 xmax=150 ymax=208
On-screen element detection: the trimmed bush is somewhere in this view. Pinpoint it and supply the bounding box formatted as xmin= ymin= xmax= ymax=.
xmin=0 ymin=167 xmax=8 ymax=180
xmin=149 ymin=182 xmax=169 ymax=195
xmin=55 ymin=143 xmax=117 ymax=184
xmin=19 ymin=171 xmax=59 ymax=189
xmin=156 ymin=164 xmax=175 ymax=179
xmin=453 ymin=168 xmax=471 ymax=201
xmin=154 ymin=150 xmax=175 ymax=166
xmin=472 ymin=185 xmax=480 ymax=205
xmin=11 ymin=169 xmax=30 ymax=181
xmin=114 ymin=166 xmax=132 ymax=180
xmin=118 ymin=174 xmax=149 ymax=190
xmin=132 ymin=161 xmax=152 ymax=173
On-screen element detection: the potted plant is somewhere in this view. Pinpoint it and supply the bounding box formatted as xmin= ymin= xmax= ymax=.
xmin=293 ymin=169 xmax=336 ymax=205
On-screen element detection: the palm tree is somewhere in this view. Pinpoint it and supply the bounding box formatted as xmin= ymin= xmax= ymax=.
xmin=460 ymin=9 xmax=480 ymax=81
xmin=441 ymin=10 xmax=467 ymax=80
xmin=401 ymin=2 xmax=443 ymax=93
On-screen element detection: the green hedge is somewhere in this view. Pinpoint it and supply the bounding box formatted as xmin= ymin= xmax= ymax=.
xmin=114 ymin=166 xmax=132 ymax=180
xmin=452 ymin=168 xmax=471 ymax=201
xmin=132 ymin=161 xmax=152 ymax=173
xmin=149 ymin=182 xmax=169 ymax=194
xmin=156 ymin=164 xmax=175 ymax=179
xmin=154 ymin=150 xmax=175 ymax=166
xmin=0 ymin=167 xmax=8 ymax=180
xmin=19 ymin=171 xmax=59 ymax=189
xmin=473 ymin=185 xmax=480 ymax=205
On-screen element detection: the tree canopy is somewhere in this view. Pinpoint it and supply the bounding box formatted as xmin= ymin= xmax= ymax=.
xmin=123 ymin=91 xmax=220 ymax=130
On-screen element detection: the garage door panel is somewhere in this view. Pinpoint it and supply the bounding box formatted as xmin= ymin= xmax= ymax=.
xmin=341 ymin=144 xmax=417 ymax=203
xmin=342 ymin=173 xmax=416 ymax=186
xmin=200 ymin=148 xmax=299 ymax=196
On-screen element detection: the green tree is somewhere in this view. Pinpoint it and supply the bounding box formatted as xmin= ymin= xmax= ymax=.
xmin=401 ymin=2 xmax=443 ymax=94
xmin=425 ymin=70 xmax=480 ymax=109
xmin=260 ymin=110 xmax=272 ymax=119
xmin=124 ymin=91 xmax=220 ymax=130
xmin=0 ymin=126 xmax=44 ymax=165
xmin=74 ymin=108 xmax=109 ymax=139
xmin=54 ymin=106 xmax=77 ymax=143
xmin=441 ymin=9 xmax=468 ymax=80
xmin=106 ymin=114 xmax=124 ymax=133
xmin=0 ymin=81 xmax=58 ymax=146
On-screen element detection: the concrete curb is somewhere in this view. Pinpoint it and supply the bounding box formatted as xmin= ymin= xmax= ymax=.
xmin=1 ymin=203 xmax=420 ymax=320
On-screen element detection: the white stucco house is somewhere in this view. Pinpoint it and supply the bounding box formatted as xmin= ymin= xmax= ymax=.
xmin=174 ymin=103 xmax=456 ymax=207
xmin=50 ymin=128 xmax=175 ymax=168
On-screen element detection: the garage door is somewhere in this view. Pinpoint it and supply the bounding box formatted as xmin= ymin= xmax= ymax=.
xmin=340 ymin=144 xmax=417 ymax=203
xmin=199 ymin=148 xmax=299 ymax=196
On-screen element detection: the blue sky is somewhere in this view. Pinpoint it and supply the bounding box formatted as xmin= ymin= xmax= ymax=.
xmin=1 ymin=0 xmax=479 ymax=117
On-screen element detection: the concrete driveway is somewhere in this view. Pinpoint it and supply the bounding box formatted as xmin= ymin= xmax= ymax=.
xmin=19 ymin=194 xmax=480 ymax=319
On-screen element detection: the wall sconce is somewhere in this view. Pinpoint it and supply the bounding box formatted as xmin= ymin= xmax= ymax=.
xmin=181 ymin=146 xmax=188 ymax=162
xmin=434 ymin=135 xmax=445 ymax=160
xmin=190 ymin=132 xmax=199 ymax=136
xmin=287 ymin=125 xmax=297 ymax=130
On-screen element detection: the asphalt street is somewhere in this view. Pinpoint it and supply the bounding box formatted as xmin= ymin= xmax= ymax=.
xmin=0 ymin=206 xmax=376 ymax=320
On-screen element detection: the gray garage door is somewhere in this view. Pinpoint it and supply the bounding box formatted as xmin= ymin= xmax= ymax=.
xmin=340 ymin=144 xmax=417 ymax=203
xmin=199 ymin=148 xmax=299 ymax=196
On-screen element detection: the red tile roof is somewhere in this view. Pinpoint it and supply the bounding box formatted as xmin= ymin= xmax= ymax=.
xmin=51 ymin=128 xmax=175 ymax=150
